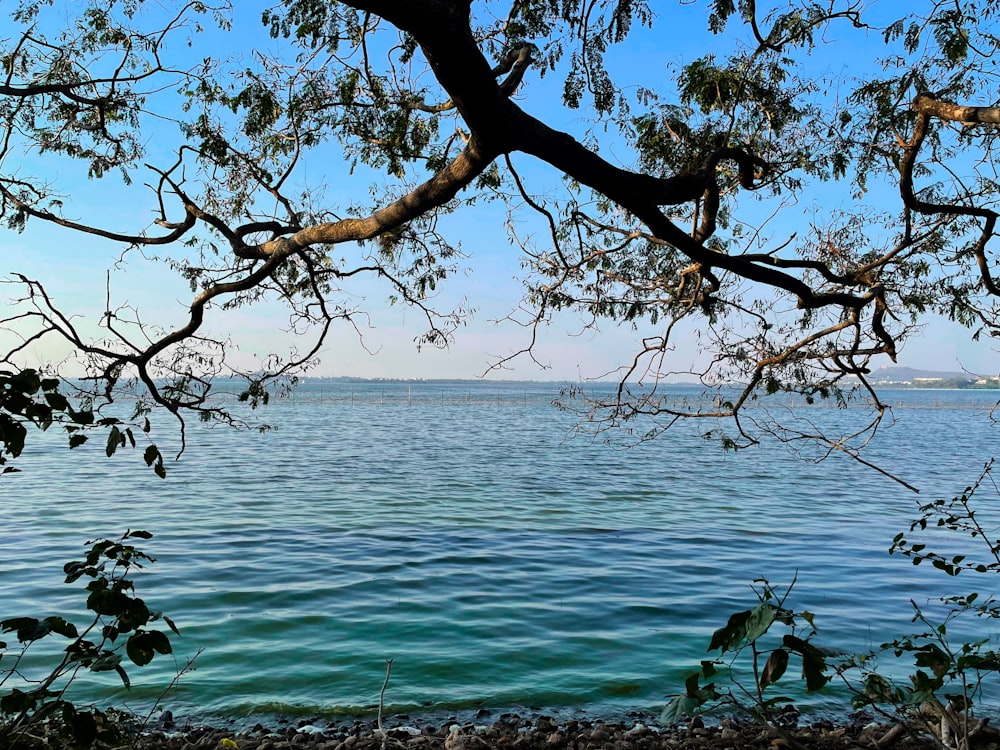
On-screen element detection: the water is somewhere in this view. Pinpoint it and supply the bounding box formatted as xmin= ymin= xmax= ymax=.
xmin=2 ymin=381 xmax=999 ymax=723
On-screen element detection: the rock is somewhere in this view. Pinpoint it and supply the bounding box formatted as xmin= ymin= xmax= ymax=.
xmin=536 ymin=717 xmax=558 ymax=734
xmin=589 ymin=728 xmax=610 ymax=742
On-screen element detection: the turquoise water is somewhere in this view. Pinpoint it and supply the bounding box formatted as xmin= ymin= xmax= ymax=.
xmin=3 ymin=382 xmax=999 ymax=723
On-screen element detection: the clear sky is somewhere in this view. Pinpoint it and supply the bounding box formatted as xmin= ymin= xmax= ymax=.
xmin=2 ymin=2 xmax=997 ymax=382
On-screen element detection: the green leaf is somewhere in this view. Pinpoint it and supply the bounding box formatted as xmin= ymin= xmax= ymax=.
xmin=2 ymin=420 xmax=27 ymax=459
xmin=44 ymin=391 xmax=69 ymax=411
xmin=126 ymin=633 xmax=155 ymax=666
xmin=0 ymin=616 xmax=55 ymax=642
xmin=708 ymin=609 xmax=751 ymax=652
xmin=660 ymin=695 xmax=701 ymax=725
xmin=87 ymin=588 xmax=127 ymax=617
xmin=41 ymin=616 xmax=78 ymax=638
xmin=115 ymin=664 xmax=132 ymax=689
xmin=90 ymin=652 xmax=122 ymax=672
xmin=70 ymin=407 xmax=95 ymax=425
xmin=125 ymin=630 xmax=171 ymax=666
xmin=761 ymin=647 xmax=789 ymax=687
xmin=744 ymin=602 xmax=775 ymax=642
xmin=782 ymin=634 xmax=830 ymax=692
xmin=106 ymin=425 xmax=122 ymax=457
xmin=147 ymin=629 xmax=172 ymax=655
xmin=914 ymin=643 xmax=952 ymax=678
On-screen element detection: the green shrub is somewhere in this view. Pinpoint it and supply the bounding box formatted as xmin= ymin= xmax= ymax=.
xmin=1 ymin=531 xmax=179 ymax=749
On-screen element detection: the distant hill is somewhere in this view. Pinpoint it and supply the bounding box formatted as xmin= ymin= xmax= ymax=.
xmin=853 ymin=366 xmax=998 ymax=387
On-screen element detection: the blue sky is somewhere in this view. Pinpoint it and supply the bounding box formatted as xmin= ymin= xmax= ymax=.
xmin=2 ymin=2 xmax=997 ymax=381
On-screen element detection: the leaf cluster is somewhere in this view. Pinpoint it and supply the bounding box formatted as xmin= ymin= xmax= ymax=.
xmin=0 ymin=531 xmax=178 ymax=749
xmin=0 ymin=368 xmax=165 ymax=478
xmin=661 ymin=577 xmax=833 ymax=727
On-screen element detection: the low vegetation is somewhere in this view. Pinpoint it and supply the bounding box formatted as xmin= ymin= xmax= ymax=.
xmin=1 ymin=531 xmax=182 ymax=749
xmin=665 ymin=462 xmax=1000 ymax=750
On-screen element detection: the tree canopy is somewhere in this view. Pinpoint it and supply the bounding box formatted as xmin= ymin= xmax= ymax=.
xmin=1 ymin=0 xmax=998 ymax=474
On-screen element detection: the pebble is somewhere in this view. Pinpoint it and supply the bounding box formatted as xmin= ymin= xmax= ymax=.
xmin=128 ymin=712 xmax=950 ymax=750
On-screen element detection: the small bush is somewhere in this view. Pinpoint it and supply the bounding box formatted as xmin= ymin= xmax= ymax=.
xmin=1 ymin=530 xmax=179 ymax=748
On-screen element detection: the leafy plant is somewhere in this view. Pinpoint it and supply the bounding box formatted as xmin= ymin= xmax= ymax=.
xmin=0 ymin=531 xmax=180 ymax=749
xmin=0 ymin=368 xmax=166 ymax=478
xmin=845 ymin=603 xmax=1000 ymax=750
xmin=666 ymin=461 xmax=1000 ymax=749
xmin=661 ymin=576 xmax=835 ymax=728
xmin=842 ymin=460 xmax=1000 ymax=750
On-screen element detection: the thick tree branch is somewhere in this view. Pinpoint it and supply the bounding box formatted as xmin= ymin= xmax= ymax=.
xmin=903 ymin=93 xmax=1000 ymax=297
xmin=912 ymin=93 xmax=1000 ymax=126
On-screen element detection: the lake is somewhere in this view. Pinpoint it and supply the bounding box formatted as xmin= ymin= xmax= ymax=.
xmin=3 ymin=381 xmax=999 ymax=724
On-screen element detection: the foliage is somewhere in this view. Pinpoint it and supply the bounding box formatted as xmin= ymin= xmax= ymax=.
xmin=661 ymin=577 xmax=836 ymax=727
xmin=0 ymin=367 xmax=166 ymax=478
xmin=0 ymin=531 xmax=180 ymax=749
xmin=1 ymin=1 xmax=999 ymax=474
xmin=669 ymin=465 xmax=1000 ymax=749
xmin=845 ymin=602 xmax=1000 ymax=750
xmin=843 ymin=460 xmax=1000 ymax=750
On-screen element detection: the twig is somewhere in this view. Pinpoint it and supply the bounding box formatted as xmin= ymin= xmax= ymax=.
xmin=131 ymin=649 xmax=204 ymax=748
xmin=377 ymin=658 xmax=393 ymax=750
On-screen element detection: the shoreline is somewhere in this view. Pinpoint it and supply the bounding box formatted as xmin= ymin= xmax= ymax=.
xmin=130 ymin=709 xmax=971 ymax=750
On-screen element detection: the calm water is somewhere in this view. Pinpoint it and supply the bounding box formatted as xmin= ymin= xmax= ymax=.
xmin=3 ymin=382 xmax=999 ymax=723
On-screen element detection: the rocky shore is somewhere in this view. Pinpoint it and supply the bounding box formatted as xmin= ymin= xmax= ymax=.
xmin=132 ymin=712 xmax=980 ymax=750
